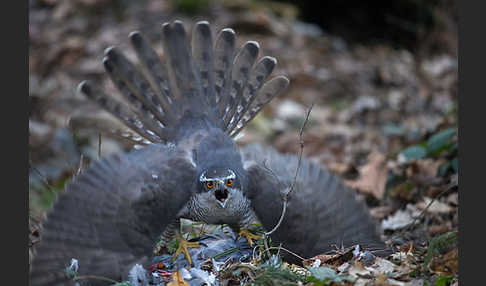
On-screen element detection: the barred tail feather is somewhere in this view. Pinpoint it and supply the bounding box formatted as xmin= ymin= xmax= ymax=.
xmin=230 ymin=75 xmax=289 ymax=137
xmin=213 ymin=28 xmax=236 ymax=118
xmin=191 ymin=21 xmax=216 ymax=106
xmin=160 ymin=21 xmax=202 ymax=104
xmin=68 ymin=115 xmax=152 ymax=146
xmin=129 ymin=31 xmax=174 ymax=106
xmin=227 ymin=56 xmax=277 ymax=133
xmin=222 ymin=41 xmax=260 ymax=129
xmin=77 ymin=81 xmax=162 ymax=143
xmin=103 ymin=47 xmax=168 ymax=128
xmin=77 ymin=20 xmax=289 ymax=144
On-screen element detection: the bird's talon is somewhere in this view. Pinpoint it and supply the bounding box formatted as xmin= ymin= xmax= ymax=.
xmin=238 ymin=229 xmax=261 ymax=246
xmin=172 ymin=238 xmax=200 ymax=265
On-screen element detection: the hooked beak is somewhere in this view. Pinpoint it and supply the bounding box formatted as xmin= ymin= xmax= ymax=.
xmin=214 ymin=182 xmax=229 ymax=208
xmin=217 ymin=198 xmax=228 ymax=208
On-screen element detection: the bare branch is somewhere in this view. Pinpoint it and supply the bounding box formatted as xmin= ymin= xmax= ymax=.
xmin=260 ymin=246 xmax=306 ymax=262
xmin=264 ymin=197 xmax=289 ymax=237
xmin=29 ymin=161 xmax=56 ymax=195
xmin=264 ymin=103 xmax=314 ymax=237
xmin=98 ymin=133 xmax=102 ymax=159
xmin=291 ymin=103 xmax=314 ymax=196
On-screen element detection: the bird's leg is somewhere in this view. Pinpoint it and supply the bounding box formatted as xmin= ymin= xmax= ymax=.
xmin=155 ymin=217 xmax=201 ymax=265
xmin=232 ymin=223 xmax=261 ymax=247
xmin=234 ymin=211 xmax=261 ymax=247
xmin=237 ymin=228 xmax=261 ymax=246
xmin=153 ymin=218 xmax=179 ymax=255
xmin=172 ymin=232 xmax=200 ymax=266
xmin=161 ymin=210 xmax=201 ymax=265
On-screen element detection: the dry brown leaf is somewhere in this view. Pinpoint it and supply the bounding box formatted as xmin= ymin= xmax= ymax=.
xmin=428 ymin=224 xmax=452 ymax=235
xmin=429 ymin=248 xmax=458 ymax=276
xmin=416 ymin=197 xmax=453 ymax=214
xmin=348 ymin=260 xmax=372 ymax=279
xmin=370 ymin=257 xmax=397 ymax=275
xmin=405 ymin=159 xmax=445 ymax=187
xmin=374 ymin=273 xmax=393 ymax=286
xmin=382 ymin=205 xmax=420 ymax=230
xmin=303 ymin=246 xmax=355 ymax=269
xmin=167 ymin=271 xmax=189 ymax=286
xmin=390 ymin=183 xmax=416 ymax=201
xmin=406 ymin=159 xmax=442 ymax=178
xmin=345 ymin=152 xmax=388 ymax=199
xmin=426 ymin=186 xmax=443 ymax=198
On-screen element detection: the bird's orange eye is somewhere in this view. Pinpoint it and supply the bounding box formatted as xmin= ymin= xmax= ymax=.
xmin=226 ymin=179 xmax=233 ymax=186
xmin=206 ymin=181 xmax=214 ymax=189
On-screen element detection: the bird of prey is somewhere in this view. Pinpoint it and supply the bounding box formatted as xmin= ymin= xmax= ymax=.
xmin=30 ymin=20 xmax=386 ymax=286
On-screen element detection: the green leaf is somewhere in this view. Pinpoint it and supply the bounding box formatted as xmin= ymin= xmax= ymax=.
xmin=253 ymin=256 xmax=306 ymax=285
xmin=112 ymin=282 xmax=132 ymax=286
xmin=64 ymin=268 xmax=78 ymax=279
xmin=306 ymin=266 xmax=354 ymax=284
xmin=402 ymin=145 xmax=428 ymax=160
xmin=435 ymin=275 xmax=454 ymax=286
xmin=450 ymin=141 xmax=458 ymax=153
xmin=438 ymin=162 xmax=451 ymax=177
xmin=451 ymin=158 xmax=458 ymax=173
xmin=212 ymin=247 xmax=239 ymax=259
xmin=424 ymin=231 xmax=458 ymax=266
xmin=40 ymin=190 xmax=58 ymax=210
xmin=427 ymin=128 xmax=456 ymax=154
xmin=113 ymin=282 xmax=132 ymax=286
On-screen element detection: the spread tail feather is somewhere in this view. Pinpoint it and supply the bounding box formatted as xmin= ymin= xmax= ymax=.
xmin=77 ymin=20 xmax=289 ymax=143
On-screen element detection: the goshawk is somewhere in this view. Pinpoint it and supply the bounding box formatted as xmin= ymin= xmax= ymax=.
xmin=30 ymin=20 xmax=386 ymax=286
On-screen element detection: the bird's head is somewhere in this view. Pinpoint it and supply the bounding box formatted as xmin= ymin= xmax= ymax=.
xmin=198 ymin=167 xmax=241 ymax=208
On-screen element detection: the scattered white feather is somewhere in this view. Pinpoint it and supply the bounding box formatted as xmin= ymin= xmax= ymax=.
xmin=68 ymin=258 xmax=79 ymax=273
xmin=190 ymin=268 xmax=216 ymax=285
xmin=311 ymin=259 xmax=321 ymax=268
xmin=179 ymin=268 xmax=192 ymax=280
xmin=352 ymin=245 xmax=361 ymax=258
xmin=128 ymin=264 xmax=149 ymax=286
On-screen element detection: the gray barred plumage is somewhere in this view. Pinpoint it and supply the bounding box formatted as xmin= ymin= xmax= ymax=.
xmin=30 ymin=20 xmax=387 ymax=286
xmin=78 ymin=20 xmax=288 ymax=144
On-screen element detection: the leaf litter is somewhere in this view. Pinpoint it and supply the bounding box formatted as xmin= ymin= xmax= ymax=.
xmin=29 ymin=0 xmax=458 ymax=285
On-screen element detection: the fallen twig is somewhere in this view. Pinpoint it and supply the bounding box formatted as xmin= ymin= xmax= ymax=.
xmin=264 ymin=103 xmax=314 ymax=237
xmin=29 ymin=161 xmax=56 ymax=194
xmin=392 ymin=181 xmax=457 ymax=249
xmin=73 ymin=275 xmax=119 ymax=284
xmin=260 ymin=246 xmax=306 ymax=262
xmin=98 ymin=133 xmax=102 ymax=159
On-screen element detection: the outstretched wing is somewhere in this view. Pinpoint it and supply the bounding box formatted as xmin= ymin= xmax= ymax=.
xmin=241 ymin=144 xmax=387 ymax=264
xmin=30 ymin=144 xmax=197 ymax=286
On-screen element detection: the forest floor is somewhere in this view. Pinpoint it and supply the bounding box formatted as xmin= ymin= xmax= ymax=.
xmin=29 ymin=0 xmax=458 ymax=285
